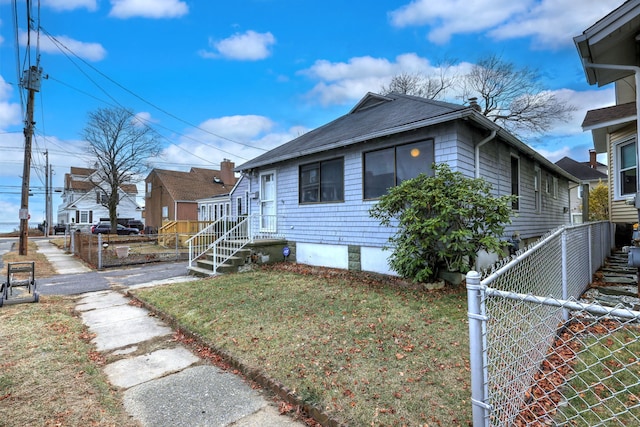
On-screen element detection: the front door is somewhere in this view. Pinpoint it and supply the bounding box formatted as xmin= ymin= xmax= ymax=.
xmin=259 ymin=171 xmax=276 ymax=232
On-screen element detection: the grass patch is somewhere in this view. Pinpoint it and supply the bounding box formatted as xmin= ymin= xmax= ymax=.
xmin=0 ymin=296 xmax=138 ymax=426
xmin=131 ymin=265 xmax=472 ymax=426
xmin=1 ymin=241 xmax=57 ymax=278
xmin=557 ymin=326 xmax=640 ymax=425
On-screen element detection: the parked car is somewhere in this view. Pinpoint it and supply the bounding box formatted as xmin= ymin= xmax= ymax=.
xmin=53 ymin=224 xmax=67 ymax=234
xmin=123 ymin=219 xmax=144 ymax=232
xmin=91 ymin=222 xmax=139 ymax=235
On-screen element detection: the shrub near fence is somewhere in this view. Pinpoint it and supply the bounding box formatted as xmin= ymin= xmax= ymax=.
xmin=466 ymin=222 xmax=640 ymax=426
xmin=70 ymin=232 xmax=188 ymax=269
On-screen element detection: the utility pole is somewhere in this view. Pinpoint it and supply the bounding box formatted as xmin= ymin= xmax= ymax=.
xmin=19 ymin=65 xmax=43 ymax=256
xmin=45 ymin=150 xmax=49 ymax=237
xmin=48 ymin=164 xmax=53 ymax=236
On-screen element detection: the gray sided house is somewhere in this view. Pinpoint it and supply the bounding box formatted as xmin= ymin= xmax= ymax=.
xmin=233 ymin=92 xmax=577 ymax=276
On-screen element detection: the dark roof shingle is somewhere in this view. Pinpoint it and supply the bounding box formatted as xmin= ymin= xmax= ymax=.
xmin=555 ymin=157 xmax=608 ymax=181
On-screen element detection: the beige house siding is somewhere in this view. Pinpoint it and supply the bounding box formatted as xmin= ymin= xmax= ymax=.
xmin=609 ymin=125 xmax=638 ymax=224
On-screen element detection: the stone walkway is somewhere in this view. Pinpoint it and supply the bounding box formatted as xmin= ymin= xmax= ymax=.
xmin=580 ymin=250 xmax=640 ymax=311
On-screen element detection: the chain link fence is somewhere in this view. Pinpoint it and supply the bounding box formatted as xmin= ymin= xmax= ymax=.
xmin=66 ymin=231 xmax=188 ymax=269
xmin=466 ymin=222 xmax=640 ymax=426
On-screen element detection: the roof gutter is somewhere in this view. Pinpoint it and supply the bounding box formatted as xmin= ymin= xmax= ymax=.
xmin=475 ymin=130 xmax=496 ymax=178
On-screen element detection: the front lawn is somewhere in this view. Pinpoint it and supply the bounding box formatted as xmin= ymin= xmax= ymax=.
xmin=130 ymin=264 xmax=472 ymax=426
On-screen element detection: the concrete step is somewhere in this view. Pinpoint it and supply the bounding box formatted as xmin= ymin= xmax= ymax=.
xmin=187 ymin=265 xmax=217 ymax=277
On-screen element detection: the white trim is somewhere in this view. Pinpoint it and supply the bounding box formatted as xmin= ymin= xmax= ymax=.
xmin=259 ymin=170 xmax=277 ymax=232
xmin=613 ymin=137 xmax=638 ymax=201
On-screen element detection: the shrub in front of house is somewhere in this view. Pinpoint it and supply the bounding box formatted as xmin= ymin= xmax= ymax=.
xmin=369 ymin=163 xmax=515 ymax=283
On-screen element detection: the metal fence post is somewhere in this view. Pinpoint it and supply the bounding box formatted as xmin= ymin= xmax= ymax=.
xmin=70 ymin=230 xmax=75 ymax=255
xmin=97 ymin=233 xmax=103 ymax=270
xmin=175 ymin=232 xmax=179 ymax=260
xmin=561 ymin=230 xmax=569 ymax=321
xmin=466 ymin=270 xmax=490 ymax=427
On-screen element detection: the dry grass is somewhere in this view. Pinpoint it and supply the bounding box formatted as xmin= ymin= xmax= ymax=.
xmin=1 ymin=240 xmax=57 ymax=278
xmin=0 ymin=297 xmax=139 ymax=427
xmin=131 ymin=264 xmax=472 ymax=426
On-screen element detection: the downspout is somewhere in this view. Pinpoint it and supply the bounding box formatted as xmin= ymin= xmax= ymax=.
xmin=583 ymin=62 xmax=640 ymax=224
xmin=475 ymin=130 xmax=497 ymax=178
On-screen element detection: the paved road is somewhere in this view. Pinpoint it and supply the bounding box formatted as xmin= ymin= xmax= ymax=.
xmin=37 ymin=261 xmax=191 ymax=295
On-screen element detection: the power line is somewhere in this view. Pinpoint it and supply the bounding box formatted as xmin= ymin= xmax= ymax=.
xmin=39 ymin=26 xmax=268 ymax=153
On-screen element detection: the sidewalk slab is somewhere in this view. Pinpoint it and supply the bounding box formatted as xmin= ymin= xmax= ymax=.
xmin=104 ymin=347 xmax=199 ymax=388
xmin=34 ymin=239 xmax=92 ymax=274
xmin=123 ymin=365 xmax=268 ymax=427
xmin=80 ymin=302 xmax=173 ymax=351
xmin=76 ymin=290 xmax=130 ymax=311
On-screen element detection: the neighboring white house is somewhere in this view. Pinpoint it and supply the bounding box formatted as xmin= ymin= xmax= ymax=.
xmin=197 ymin=175 xmax=249 ymax=222
xmin=57 ymin=166 xmax=142 ymax=230
xmin=234 ymin=92 xmax=579 ymax=276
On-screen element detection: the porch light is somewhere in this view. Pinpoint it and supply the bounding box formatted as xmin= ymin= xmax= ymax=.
xmin=410 ymin=148 xmax=420 ymax=157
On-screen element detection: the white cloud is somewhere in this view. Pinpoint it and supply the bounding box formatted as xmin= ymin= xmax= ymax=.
xmin=0 ymin=75 xmax=22 ymax=130
xmin=132 ymin=111 xmax=156 ymax=127
xmin=300 ymin=53 xmax=471 ymax=106
xmin=490 ymin=0 xmax=628 ymax=49
xmin=42 ymin=0 xmax=98 ymax=11
xmin=547 ymin=87 xmax=616 ymax=136
xmin=109 ymin=0 xmax=188 ymax=19
xmin=200 ymin=30 xmax=276 ymax=61
xmin=389 ymin=0 xmax=627 ymax=49
xmin=21 ymin=30 xmax=106 ymax=61
xmin=156 ymin=115 xmax=304 ymax=168
xmin=389 ymin=0 xmax=531 ymax=44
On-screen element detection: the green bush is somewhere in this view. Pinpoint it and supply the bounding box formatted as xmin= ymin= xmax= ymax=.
xmin=369 ymin=163 xmax=516 ymax=282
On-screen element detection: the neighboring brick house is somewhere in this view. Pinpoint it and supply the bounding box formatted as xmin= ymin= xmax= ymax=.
xmin=57 ymin=166 xmax=142 ymax=231
xmin=555 ymin=150 xmax=608 ymax=224
xmin=144 ymin=159 xmax=237 ymax=232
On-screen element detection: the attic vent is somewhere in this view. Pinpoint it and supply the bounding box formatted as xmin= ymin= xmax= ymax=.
xmin=213 ymin=176 xmax=222 ymax=183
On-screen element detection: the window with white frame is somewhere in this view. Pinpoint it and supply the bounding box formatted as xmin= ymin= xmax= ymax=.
xmin=618 ymin=139 xmax=637 ymax=197
xmin=552 ymin=176 xmax=558 ymax=199
xmin=534 ymin=166 xmax=542 ymax=212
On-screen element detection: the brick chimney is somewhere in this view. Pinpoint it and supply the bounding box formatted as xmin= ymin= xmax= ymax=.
xmin=589 ymin=149 xmax=597 ymax=169
xmin=220 ymin=159 xmax=235 ymax=186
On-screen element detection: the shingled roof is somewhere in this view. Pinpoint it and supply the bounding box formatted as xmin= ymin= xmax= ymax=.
xmin=582 ymin=102 xmax=636 ymax=129
xmin=150 ymin=167 xmax=237 ymax=202
xmin=555 ymin=157 xmax=608 ymax=182
xmin=64 ymin=168 xmax=138 ymax=194
xmin=236 ymin=92 xmax=467 ymax=171
xmin=235 ymin=92 xmax=580 ymax=183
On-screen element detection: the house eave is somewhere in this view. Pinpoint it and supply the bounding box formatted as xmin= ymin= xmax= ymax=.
xmin=573 ymin=0 xmax=640 ymax=86
xmin=584 ymin=116 xmax=636 ymax=154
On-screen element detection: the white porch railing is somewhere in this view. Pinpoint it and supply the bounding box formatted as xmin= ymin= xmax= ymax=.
xmin=186 ymin=217 xmax=231 ymax=267
xmin=187 ymin=214 xmax=284 ymax=273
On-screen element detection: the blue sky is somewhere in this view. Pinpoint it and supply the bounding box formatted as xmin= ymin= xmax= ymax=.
xmin=0 ymin=0 xmax=627 ymax=225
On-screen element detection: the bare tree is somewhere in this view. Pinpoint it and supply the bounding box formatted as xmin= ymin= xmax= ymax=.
xmin=383 ymin=54 xmax=575 ymax=135
xmin=381 ymin=67 xmax=454 ymax=100
xmin=461 ymin=54 xmax=576 ymax=134
xmin=82 ymin=107 xmax=161 ymax=234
